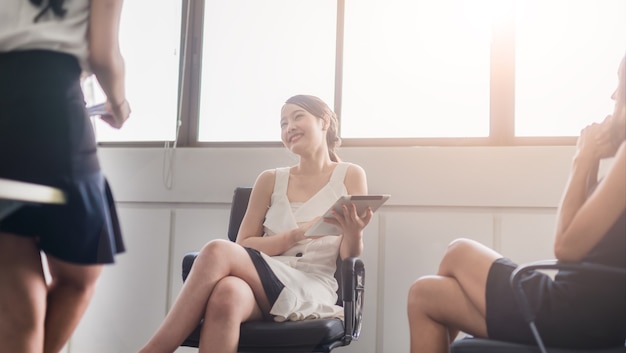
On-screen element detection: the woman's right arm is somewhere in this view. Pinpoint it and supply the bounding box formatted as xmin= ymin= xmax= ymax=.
xmin=554 ymin=134 xmax=626 ymax=262
xmin=236 ymin=170 xmax=304 ymax=255
xmin=87 ymin=0 xmax=130 ymax=129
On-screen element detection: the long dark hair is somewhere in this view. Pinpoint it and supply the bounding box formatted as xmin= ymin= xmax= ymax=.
xmin=285 ymin=95 xmax=341 ymax=162
xmin=29 ymin=0 xmax=67 ymax=22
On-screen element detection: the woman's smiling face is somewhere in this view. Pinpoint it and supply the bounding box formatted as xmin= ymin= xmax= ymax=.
xmin=280 ymin=103 xmax=326 ymax=154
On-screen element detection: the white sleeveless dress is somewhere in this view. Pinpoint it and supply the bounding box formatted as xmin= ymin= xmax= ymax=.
xmin=260 ymin=162 xmax=351 ymax=322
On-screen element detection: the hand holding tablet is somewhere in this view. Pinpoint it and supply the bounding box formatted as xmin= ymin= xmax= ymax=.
xmin=87 ymin=101 xmax=131 ymax=129
xmin=304 ymin=194 xmax=390 ymax=236
xmin=87 ymin=102 xmax=109 ymax=116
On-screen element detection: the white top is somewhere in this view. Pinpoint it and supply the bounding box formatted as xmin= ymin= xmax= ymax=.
xmin=261 ymin=162 xmax=351 ymax=322
xmin=0 ymin=0 xmax=91 ymax=69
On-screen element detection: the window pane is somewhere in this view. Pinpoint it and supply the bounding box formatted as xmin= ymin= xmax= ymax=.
xmin=515 ymin=0 xmax=626 ymax=137
xmin=84 ymin=0 xmax=182 ymax=142
xmin=198 ymin=0 xmax=337 ymax=142
xmin=342 ymin=0 xmax=491 ymax=138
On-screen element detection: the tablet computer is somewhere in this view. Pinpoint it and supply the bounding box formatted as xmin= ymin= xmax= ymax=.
xmin=87 ymin=103 xmax=108 ymax=116
xmin=304 ymin=194 xmax=390 ymax=236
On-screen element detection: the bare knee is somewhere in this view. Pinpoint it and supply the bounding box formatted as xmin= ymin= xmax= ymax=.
xmin=446 ymin=238 xmax=480 ymax=257
xmin=407 ymin=276 xmax=439 ymax=314
xmin=193 ymin=239 xmax=246 ymax=278
xmin=439 ymin=238 xmax=483 ymax=274
xmin=198 ymin=239 xmax=237 ymax=263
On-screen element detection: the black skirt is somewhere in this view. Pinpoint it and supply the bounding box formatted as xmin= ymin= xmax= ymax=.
xmin=245 ymin=247 xmax=285 ymax=308
xmin=0 ymin=50 xmax=125 ymax=264
xmin=485 ymin=257 xmax=625 ymax=349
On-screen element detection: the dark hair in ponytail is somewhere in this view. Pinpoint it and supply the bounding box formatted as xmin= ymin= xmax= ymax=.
xmin=29 ymin=0 xmax=67 ymax=22
xmin=285 ymin=95 xmax=341 ymax=162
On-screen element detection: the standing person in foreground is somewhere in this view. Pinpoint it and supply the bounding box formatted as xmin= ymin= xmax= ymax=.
xmin=0 ymin=0 xmax=130 ymax=352
xmin=139 ymin=94 xmax=372 ymax=353
xmin=407 ymin=53 xmax=626 ymax=353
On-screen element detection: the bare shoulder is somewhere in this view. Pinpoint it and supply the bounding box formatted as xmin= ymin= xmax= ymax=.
xmin=241 ymin=169 xmax=275 ymax=225
xmin=255 ymin=168 xmax=276 ymax=184
xmin=344 ymin=162 xmax=368 ymax=194
xmin=346 ymin=163 xmax=367 ymax=180
xmin=252 ymin=169 xmax=277 ymax=198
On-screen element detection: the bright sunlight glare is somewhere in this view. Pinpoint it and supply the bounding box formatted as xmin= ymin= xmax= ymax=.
xmin=341 ymin=0 xmax=492 ymax=138
xmin=515 ymin=0 xmax=626 ymax=137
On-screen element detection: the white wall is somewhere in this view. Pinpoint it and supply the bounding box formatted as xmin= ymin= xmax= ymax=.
xmin=65 ymin=145 xmax=582 ymax=353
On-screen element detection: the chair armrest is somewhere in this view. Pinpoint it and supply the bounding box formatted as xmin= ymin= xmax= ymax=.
xmin=509 ymin=259 xmax=626 ymax=353
xmin=510 ymin=259 xmax=626 ymax=323
xmin=341 ymin=257 xmax=365 ymax=343
xmin=182 ymin=252 xmax=199 ymax=282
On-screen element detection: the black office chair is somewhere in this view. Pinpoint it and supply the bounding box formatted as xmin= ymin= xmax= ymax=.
xmin=451 ymin=260 xmax=626 ymax=353
xmin=180 ymin=187 xmax=365 ymax=353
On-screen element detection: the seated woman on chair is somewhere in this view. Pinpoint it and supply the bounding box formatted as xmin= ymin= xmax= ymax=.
xmin=407 ymin=53 xmax=626 ymax=352
xmin=139 ymin=94 xmax=372 ymax=353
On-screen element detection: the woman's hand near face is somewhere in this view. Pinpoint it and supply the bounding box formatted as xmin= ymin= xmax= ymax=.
xmin=576 ymin=116 xmax=620 ymax=162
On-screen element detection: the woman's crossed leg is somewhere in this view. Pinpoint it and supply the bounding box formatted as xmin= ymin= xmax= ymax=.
xmin=407 ymin=238 xmax=502 ymax=353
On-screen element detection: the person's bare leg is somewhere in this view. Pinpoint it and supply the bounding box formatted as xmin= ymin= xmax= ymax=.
xmin=408 ymin=275 xmax=487 ymax=353
xmin=407 ymin=238 xmax=502 ymax=353
xmin=0 ymin=232 xmax=47 ymax=353
xmin=437 ymin=238 xmax=502 ymax=315
xmin=43 ymin=256 xmax=103 ymax=353
xmin=198 ymin=276 xmax=265 ymax=353
xmin=139 ymin=239 xmax=271 ymax=353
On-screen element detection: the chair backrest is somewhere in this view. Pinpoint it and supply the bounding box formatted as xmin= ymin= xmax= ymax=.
xmin=227 ymin=187 xmax=345 ymax=304
xmin=227 ymin=187 xmax=253 ymax=242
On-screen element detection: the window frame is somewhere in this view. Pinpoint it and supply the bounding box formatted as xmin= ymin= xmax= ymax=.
xmin=100 ymin=0 xmax=597 ymax=148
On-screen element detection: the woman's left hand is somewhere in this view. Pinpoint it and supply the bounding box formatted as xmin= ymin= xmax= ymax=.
xmin=99 ymin=99 xmax=131 ymax=129
xmin=325 ymin=203 xmax=373 ymax=237
xmin=576 ymin=116 xmax=620 ymax=161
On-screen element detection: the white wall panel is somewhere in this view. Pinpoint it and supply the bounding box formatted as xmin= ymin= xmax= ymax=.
xmin=168 ymin=207 xmax=232 ymax=307
xmin=499 ymin=212 xmax=558 ymax=264
xmin=99 ymin=146 xmax=576 ymax=207
xmin=69 ymin=208 xmax=171 ymax=353
xmin=380 ymin=210 xmax=494 ymax=353
xmin=99 ymin=147 xmax=296 ymax=203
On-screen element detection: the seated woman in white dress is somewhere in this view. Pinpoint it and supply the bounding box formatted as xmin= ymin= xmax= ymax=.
xmin=139 ymin=94 xmax=372 ymax=353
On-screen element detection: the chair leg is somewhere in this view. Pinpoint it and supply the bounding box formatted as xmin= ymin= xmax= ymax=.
xmin=528 ymin=321 xmax=548 ymax=353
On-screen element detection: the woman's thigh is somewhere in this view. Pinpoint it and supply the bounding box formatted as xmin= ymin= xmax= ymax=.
xmin=197 ymin=240 xmax=272 ymax=313
xmin=46 ymin=255 xmax=103 ymax=289
xmin=0 ymin=232 xmax=47 ymax=321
